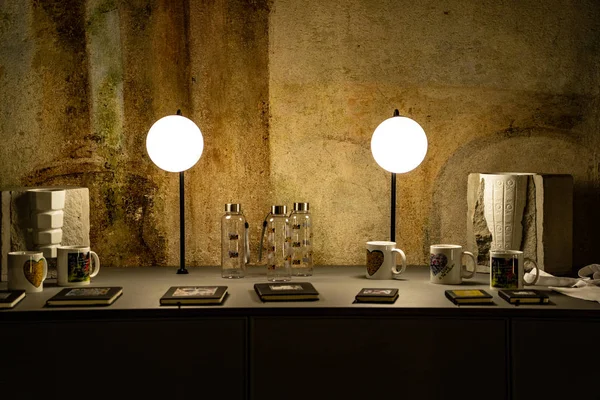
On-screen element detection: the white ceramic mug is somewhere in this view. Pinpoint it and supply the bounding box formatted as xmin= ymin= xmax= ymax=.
xmin=366 ymin=241 xmax=407 ymax=279
xmin=57 ymin=246 xmax=100 ymax=287
xmin=429 ymin=244 xmax=477 ymax=284
xmin=8 ymin=251 xmax=48 ymax=293
xmin=490 ymin=250 xmax=540 ymax=289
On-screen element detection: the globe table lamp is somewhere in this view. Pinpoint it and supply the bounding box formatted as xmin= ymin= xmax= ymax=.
xmin=371 ymin=109 xmax=427 ymax=242
xmin=146 ymin=110 xmax=204 ymax=274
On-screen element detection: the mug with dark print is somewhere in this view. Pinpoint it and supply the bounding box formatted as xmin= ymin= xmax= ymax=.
xmin=490 ymin=250 xmax=539 ymax=289
xmin=57 ymin=246 xmax=100 ymax=287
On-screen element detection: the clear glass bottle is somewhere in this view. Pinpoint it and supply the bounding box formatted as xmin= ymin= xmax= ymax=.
xmin=221 ymin=203 xmax=247 ymax=278
xmin=265 ymin=205 xmax=291 ymax=281
xmin=290 ymin=202 xmax=313 ymax=276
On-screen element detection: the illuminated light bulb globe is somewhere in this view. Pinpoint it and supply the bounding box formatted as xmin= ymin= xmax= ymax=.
xmin=146 ymin=115 xmax=204 ymax=173
xmin=371 ymin=116 xmax=428 ymax=174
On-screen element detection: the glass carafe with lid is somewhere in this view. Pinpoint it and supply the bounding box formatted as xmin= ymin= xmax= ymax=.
xmin=289 ymin=202 xmax=313 ymax=276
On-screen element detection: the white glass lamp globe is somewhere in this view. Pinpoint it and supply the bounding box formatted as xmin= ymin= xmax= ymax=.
xmin=371 ymin=116 xmax=428 ymax=174
xmin=146 ymin=115 xmax=204 ymax=173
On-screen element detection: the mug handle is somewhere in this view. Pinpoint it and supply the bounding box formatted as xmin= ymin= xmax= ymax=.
xmin=461 ymin=251 xmax=477 ymax=280
xmin=523 ymin=258 xmax=540 ymax=286
xmin=89 ymin=251 xmax=101 ymax=278
xmin=391 ymin=248 xmax=407 ymax=276
xmin=40 ymin=257 xmax=48 ymax=282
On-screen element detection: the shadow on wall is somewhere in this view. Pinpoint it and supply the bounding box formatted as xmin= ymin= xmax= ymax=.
xmin=429 ymin=132 xmax=598 ymax=273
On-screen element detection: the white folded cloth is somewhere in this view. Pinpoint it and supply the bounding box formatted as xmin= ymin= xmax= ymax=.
xmin=524 ymin=264 xmax=600 ymax=303
xmin=550 ymin=286 xmax=600 ymax=303
xmin=525 ymin=268 xmax=580 ymax=287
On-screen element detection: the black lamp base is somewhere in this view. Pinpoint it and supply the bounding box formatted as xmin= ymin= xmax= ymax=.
xmin=176 ymin=268 xmax=189 ymax=274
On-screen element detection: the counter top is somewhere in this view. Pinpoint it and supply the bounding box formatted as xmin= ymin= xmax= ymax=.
xmin=2 ymin=265 xmax=599 ymax=319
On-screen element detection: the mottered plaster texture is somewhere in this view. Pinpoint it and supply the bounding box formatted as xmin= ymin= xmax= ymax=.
xmin=187 ymin=0 xmax=271 ymax=265
xmin=0 ymin=0 xmax=599 ymax=272
xmin=0 ymin=0 xmax=188 ymax=268
xmin=269 ymin=0 xmax=600 ymax=270
xmin=0 ymin=0 xmax=270 ymax=268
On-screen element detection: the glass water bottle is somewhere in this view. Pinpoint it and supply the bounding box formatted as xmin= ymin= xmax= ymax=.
xmin=265 ymin=205 xmax=291 ymax=281
xmin=290 ymin=202 xmax=313 ymax=276
xmin=221 ymin=203 xmax=247 ymax=278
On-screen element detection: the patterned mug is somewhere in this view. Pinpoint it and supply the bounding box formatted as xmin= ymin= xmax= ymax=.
xmin=429 ymin=244 xmax=477 ymax=285
xmin=8 ymin=251 xmax=48 ymax=293
xmin=366 ymin=241 xmax=407 ymax=280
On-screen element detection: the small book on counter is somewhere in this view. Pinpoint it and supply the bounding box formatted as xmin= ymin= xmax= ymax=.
xmin=46 ymin=287 xmax=123 ymax=307
xmin=160 ymin=286 xmax=228 ymax=305
xmin=498 ymin=289 xmax=550 ymax=305
xmin=354 ymin=288 xmax=398 ymax=304
xmin=254 ymin=282 xmax=319 ymax=301
xmin=445 ymin=289 xmax=494 ymax=305
xmin=0 ymin=290 xmax=26 ymax=309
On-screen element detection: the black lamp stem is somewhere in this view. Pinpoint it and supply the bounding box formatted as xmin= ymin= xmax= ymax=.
xmin=391 ymin=172 xmax=396 ymax=243
xmin=178 ymin=170 xmax=188 ymax=274
xmin=390 ymin=108 xmax=399 ymax=243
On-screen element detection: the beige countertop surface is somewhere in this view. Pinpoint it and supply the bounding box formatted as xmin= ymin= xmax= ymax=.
xmin=1 ymin=265 xmax=599 ymax=317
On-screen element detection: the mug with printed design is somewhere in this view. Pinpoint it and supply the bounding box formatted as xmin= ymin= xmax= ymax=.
xmin=57 ymin=245 xmax=100 ymax=287
xmin=429 ymin=244 xmax=477 ymax=285
xmin=366 ymin=241 xmax=407 ymax=280
xmin=490 ymin=250 xmax=539 ymax=289
xmin=8 ymin=251 xmax=48 ymax=293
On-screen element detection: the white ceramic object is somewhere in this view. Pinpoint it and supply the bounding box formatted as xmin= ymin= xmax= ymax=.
xmin=28 ymin=188 xmax=66 ymax=210
xmin=57 ymin=245 xmax=100 ymax=286
xmin=365 ymin=241 xmax=407 ymax=280
xmin=429 ymin=244 xmax=477 ymax=285
xmin=481 ymin=173 xmax=530 ymax=251
xmin=33 ymin=228 xmax=63 ymax=245
xmin=8 ymin=251 xmax=48 ymax=293
xmin=490 ymin=250 xmax=540 ymax=290
xmin=37 ymin=244 xmax=60 ymax=258
xmin=27 ymin=188 xmax=66 ymax=258
xmin=30 ymin=210 xmax=64 ymax=229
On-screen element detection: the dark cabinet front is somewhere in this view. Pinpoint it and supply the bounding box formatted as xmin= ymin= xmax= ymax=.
xmin=6 ymin=311 xmax=600 ymax=400
xmin=511 ymin=318 xmax=600 ymax=400
xmin=0 ymin=317 xmax=247 ymax=400
xmin=251 ymin=316 xmax=508 ymax=400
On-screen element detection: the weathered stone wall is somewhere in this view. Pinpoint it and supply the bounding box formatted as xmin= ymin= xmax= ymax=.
xmin=0 ymin=0 xmax=270 ymax=268
xmin=269 ymin=0 xmax=600 ymax=270
xmin=0 ymin=0 xmax=599 ymax=272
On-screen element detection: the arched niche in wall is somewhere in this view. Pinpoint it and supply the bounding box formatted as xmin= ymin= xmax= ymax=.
xmin=428 ymin=132 xmax=596 ymax=271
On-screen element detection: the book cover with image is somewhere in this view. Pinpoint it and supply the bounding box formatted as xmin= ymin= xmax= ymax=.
xmin=498 ymin=289 xmax=550 ymax=305
xmin=46 ymin=287 xmax=123 ymax=306
xmin=355 ymin=288 xmax=399 ymax=303
xmin=160 ymin=286 xmax=228 ymax=305
xmin=254 ymin=282 xmax=319 ymax=301
xmin=445 ymin=289 xmax=494 ymax=305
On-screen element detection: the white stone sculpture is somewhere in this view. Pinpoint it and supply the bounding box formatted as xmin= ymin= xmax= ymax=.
xmin=28 ymin=188 xmax=66 ymax=259
xmin=481 ymin=173 xmax=530 ymax=252
xmin=0 ymin=186 xmax=90 ymax=281
xmin=467 ymin=173 xmax=573 ymax=276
